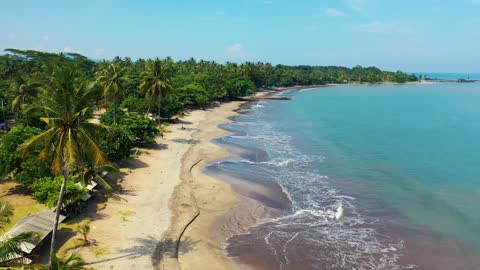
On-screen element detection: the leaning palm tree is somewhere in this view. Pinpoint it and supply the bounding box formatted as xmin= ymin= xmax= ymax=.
xmin=0 ymin=201 xmax=37 ymax=266
xmin=19 ymin=65 xmax=107 ymax=267
xmin=96 ymin=63 xmax=125 ymax=123
xmin=139 ymin=59 xmax=173 ymax=125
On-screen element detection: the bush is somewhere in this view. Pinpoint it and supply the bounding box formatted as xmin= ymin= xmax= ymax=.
xmin=15 ymin=157 xmax=51 ymax=187
xmin=99 ymin=124 xmax=134 ymax=161
xmin=120 ymin=114 xmax=159 ymax=146
xmin=225 ymin=74 xmax=256 ymax=98
xmin=99 ymin=107 xmax=125 ymax=125
xmin=31 ymin=176 xmax=87 ymax=207
xmin=14 ymin=111 xmax=47 ymax=130
xmin=120 ymin=96 xmax=150 ymax=114
xmin=159 ymin=95 xmax=184 ymax=119
xmin=0 ymin=124 xmax=42 ymax=177
xmin=177 ymin=83 xmax=210 ymax=107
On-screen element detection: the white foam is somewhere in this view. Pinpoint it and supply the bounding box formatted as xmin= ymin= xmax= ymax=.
xmin=335 ymin=204 xmax=344 ymax=220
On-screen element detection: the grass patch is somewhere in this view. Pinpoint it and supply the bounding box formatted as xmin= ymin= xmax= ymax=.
xmin=90 ymin=246 xmax=109 ymax=257
xmin=57 ymin=218 xmax=92 ymax=257
xmin=118 ymin=210 xmax=136 ymax=222
xmin=0 ymin=182 xmax=48 ymax=231
xmin=57 ymin=238 xmax=85 ymax=258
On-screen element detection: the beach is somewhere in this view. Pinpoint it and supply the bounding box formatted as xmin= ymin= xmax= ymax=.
xmin=78 ymin=99 xmax=251 ymax=269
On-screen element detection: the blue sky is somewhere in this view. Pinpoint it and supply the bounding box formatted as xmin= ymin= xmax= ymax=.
xmin=0 ymin=0 xmax=479 ymax=72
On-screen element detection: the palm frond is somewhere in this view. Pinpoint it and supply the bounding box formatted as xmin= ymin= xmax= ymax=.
xmin=23 ymin=105 xmax=60 ymax=117
xmin=0 ymin=232 xmax=36 ymax=263
xmin=18 ymin=128 xmax=57 ymax=159
xmin=94 ymin=175 xmax=113 ymax=192
xmin=77 ymin=129 xmax=105 ymax=166
xmin=0 ymin=201 xmax=14 ymax=230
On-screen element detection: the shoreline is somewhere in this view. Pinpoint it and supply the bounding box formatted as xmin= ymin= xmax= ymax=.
xmin=159 ymin=91 xmax=275 ymax=270
xmin=60 ymin=86 xmax=302 ymax=269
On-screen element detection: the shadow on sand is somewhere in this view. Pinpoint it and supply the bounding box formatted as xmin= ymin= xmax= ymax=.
xmin=84 ymin=236 xmax=198 ymax=268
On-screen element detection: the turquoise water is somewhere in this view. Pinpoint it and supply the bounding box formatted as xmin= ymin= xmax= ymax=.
xmin=282 ymin=83 xmax=480 ymax=246
xmin=213 ymin=81 xmax=480 ymax=270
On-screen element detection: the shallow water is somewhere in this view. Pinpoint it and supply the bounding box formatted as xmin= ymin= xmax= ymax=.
xmin=206 ymin=82 xmax=480 ymax=270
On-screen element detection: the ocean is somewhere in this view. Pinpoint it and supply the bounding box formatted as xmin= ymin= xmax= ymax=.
xmin=206 ymin=81 xmax=480 ymax=270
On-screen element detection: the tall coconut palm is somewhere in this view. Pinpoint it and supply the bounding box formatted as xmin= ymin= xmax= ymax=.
xmin=139 ymin=59 xmax=173 ymax=125
xmin=96 ymin=63 xmax=125 ymax=123
xmin=0 ymin=201 xmax=37 ymax=266
xmin=19 ymin=65 xmax=107 ymax=267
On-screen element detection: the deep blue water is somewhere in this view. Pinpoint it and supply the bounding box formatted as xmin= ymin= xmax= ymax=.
xmin=209 ymin=81 xmax=480 ymax=270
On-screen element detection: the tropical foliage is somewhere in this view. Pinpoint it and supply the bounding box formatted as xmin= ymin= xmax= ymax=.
xmin=38 ymin=253 xmax=86 ymax=270
xmin=0 ymin=201 xmax=37 ymax=266
xmin=17 ymin=65 xmax=107 ymax=266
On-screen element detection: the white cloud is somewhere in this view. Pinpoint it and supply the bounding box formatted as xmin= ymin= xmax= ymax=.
xmin=63 ymin=46 xmax=82 ymax=54
xmin=42 ymin=35 xmax=49 ymax=41
xmin=326 ymin=8 xmax=345 ymax=17
xmin=351 ymin=21 xmax=413 ymax=34
xmin=346 ymin=0 xmax=367 ymax=11
xmin=225 ymin=43 xmax=249 ymax=59
xmin=95 ymin=48 xmax=105 ymax=56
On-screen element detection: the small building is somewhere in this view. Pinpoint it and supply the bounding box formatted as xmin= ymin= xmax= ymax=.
xmin=0 ymin=210 xmax=67 ymax=263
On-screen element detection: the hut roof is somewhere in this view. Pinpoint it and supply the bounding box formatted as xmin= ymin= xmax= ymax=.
xmin=1 ymin=210 xmax=66 ymax=254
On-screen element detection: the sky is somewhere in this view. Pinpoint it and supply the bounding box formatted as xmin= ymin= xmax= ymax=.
xmin=0 ymin=0 xmax=479 ymax=72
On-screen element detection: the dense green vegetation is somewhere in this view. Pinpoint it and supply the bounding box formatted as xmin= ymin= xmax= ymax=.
xmin=0 ymin=50 xmax=418 ymax=123
xmin=0 ymin=48 xmax=417 ymax=266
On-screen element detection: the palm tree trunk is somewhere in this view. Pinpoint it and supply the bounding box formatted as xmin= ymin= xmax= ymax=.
xmin=145 ymin=102 xmax=152 ymax=119
xmin=49 ymin=169 xmax=68 ymax=267
xmin=157 ymin=96 xmax=161 ymax=126
xmin=113 ymin=99 xmax=117 ymax=123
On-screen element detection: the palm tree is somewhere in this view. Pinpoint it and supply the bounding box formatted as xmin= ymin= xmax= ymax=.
xmin=96 ymin=63 xmax=125 ymax=123
xmin=38 ymin=253 xmax=86 ymax=270
xmin=6 ymin=75 xmax=42 ymax=112
xmin=19 ymin=65 xmax=107 ymax=267
xmin=0 ymin=201 xmax=37 ymax=266
xmin=139 ymin=59 xmax=173 ymax=125
xmin=76 ymin=224 xmax=90 ymax=245
xmin=74 ymin=162 xmax=118 ymax=193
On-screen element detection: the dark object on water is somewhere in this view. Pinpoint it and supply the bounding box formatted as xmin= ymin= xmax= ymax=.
xmin=457 ymin=79 xmax=477 ymax=83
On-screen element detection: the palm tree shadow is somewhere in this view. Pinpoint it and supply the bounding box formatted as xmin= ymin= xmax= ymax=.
xmin=171 ymin=138 xmax=200 ymax=145
xmin=119 ymin=158 xmax=149 ymax=169
xmin=1 ymin=184 xmax=31 ymax=197
xmin=142 ymin=143 xmax=168 ymax=150
xmin=84 ymin=236 xmax=198 ymax=268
